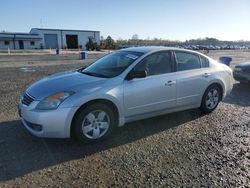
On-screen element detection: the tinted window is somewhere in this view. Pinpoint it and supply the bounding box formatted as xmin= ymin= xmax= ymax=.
xmin=200 ymin=56 xmax=209 ymax=68
xmin=82 ymin=51 xmax=143 ymax=78
xmin=175 ymin=52 xmax=201 ymax=71
xmin=134 ymin=51 xmax=172 ymax=76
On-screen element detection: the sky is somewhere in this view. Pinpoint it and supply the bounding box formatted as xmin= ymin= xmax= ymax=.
xmin=1 ymin=0 xmax=250 ymax=41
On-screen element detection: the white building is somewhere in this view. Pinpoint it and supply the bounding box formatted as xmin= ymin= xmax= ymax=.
xmin=0 ymin=28 xmax=100 ymax=50
xmin=0 ymin=32 xmax=42 ymax=49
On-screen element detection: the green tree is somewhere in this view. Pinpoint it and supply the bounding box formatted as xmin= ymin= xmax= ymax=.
xmin=85 ymin=37 xmax=100 ymax=51
xmin=106 ymin=36 xmax=115 ymax=49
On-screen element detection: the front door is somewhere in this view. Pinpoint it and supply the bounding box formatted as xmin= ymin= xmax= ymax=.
xmin=124 ymin=51 xmax=177 ymax=117
xmin=19 ymin=40 xmax=24 ymax=49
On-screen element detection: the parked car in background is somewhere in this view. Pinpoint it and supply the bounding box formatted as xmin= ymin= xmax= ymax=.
xmin=233 ymin=62 xmax=250 ymax=83
xmin=18 ymin=47 xmax=233 ymax=142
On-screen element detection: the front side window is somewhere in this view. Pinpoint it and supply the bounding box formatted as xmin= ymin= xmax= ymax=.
xmin=175 ymin=52 xmax=201 ymax=71
xmin=81 ymin=51 xmax=143 ymax=78
xmin=134 ymin=51 xmax=172 ymax=76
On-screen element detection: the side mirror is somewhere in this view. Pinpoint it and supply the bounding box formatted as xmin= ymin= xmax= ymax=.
xmin=126 ymin=70 xmax=147 ymax=80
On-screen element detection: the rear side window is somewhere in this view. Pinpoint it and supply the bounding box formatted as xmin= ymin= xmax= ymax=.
xmin=175 ymin=52 xmax=201 ymax=71
xmin=200 ymin=56 xmax=209 ymax=68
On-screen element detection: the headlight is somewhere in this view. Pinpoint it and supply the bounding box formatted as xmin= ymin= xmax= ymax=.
xmin=234 ymin=67 xmax=242 ymax=72
xmin=36 ymin=91 xmax=75 ymax=110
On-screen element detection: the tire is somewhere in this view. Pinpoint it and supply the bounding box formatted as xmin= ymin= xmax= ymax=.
xmin=200 ymin=85 xmax=222 ymax=114
xmin=73 ymin=103 xmax=115 ymax=143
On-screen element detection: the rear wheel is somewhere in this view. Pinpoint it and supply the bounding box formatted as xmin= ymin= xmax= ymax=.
xmin=73 ymin=103 xmax=115 ymax=143
xmin=201 ymin=85 xmax=222 ymax=113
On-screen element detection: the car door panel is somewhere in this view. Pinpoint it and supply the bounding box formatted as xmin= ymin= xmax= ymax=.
xmin=123 ymin=73 xmax=177 ymax=117
xmin=123 ymin=51 xmax=176 ymax=117
xmin=176 ymin=69 xmax=211 ymax=107
xmin=174 ymin=51 xmax=211 ymax=107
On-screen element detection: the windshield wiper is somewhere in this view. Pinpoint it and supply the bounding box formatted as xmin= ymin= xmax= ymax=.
xmin=81 ymin=71 xmax=110 ymax=78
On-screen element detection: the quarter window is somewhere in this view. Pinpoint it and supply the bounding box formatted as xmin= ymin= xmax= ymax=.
xmin=200 ymin=56 xmax=209 ymax=68
xmin=134 ymin=51 xmax=172 ymax=76
xmin=175 ymin=52 xmax=201 ymax=71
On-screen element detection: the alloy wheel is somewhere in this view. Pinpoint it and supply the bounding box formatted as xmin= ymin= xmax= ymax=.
xmin=82 ymin=110 xmax=110 ymax=139
xmin=205 ymin=89 xmax=219 ymax=110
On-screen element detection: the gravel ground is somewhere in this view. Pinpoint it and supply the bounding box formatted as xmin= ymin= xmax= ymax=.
xmin=0 ymin=50 xmax=249 ymax=187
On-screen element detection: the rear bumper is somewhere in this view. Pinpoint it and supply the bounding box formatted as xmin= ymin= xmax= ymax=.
xmin=233 ymin=71 xmax=250 ymax=83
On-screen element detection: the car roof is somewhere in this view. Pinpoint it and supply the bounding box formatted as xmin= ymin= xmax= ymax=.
xmin=120 ymin=46 xmax=201 ymax=54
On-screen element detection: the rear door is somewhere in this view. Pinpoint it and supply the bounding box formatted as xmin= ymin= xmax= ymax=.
xmin=174 ymin=51 xmax=211 ymax=107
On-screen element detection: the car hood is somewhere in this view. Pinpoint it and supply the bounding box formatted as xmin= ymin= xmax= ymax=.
xmin=27 ymin=71 xmax=107 ymax=100
xmin=236 ymin=62 xmax=250 ymax=67
xmin=235 ymin=62 xmax=250 ymax=72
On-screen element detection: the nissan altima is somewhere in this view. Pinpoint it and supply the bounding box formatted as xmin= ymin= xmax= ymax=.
xmin=18 ymin=47 xmax=233 ymax=142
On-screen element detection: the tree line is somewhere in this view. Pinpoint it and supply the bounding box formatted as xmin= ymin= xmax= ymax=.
xmin=86 ymin=35 xmax=250 ymax=50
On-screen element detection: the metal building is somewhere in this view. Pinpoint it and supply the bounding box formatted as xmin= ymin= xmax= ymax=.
xmin=0 ymin=32 xmax=42 ymax=49
xmin=0 ymin=28 xmax=100 ymax=50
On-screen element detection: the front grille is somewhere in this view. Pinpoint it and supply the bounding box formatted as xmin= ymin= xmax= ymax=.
xmin=243 ymin=67 xmax=250 ymax=73
xmin=22 ymin=92 xmax=35 ymax=106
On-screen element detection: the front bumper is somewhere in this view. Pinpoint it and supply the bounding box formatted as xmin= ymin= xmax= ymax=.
xmin=233 ymin=71 xmax=250 ymax=83
xmin=18 ymin=101 xmax=78 ymax=138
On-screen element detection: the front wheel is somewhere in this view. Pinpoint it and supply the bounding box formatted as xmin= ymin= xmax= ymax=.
xmin=73 ymin=103 xmax=115 ymax=143
xmin=200 ymin=85 xmax=222 ymax=113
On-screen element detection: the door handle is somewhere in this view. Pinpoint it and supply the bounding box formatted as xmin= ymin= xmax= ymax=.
xmin=165 ymin=80 xmax=176 ymax=86
xmin=203 ymin=73 xmax=211 ymax=78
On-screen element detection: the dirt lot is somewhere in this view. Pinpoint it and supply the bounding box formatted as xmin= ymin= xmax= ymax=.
xmin=0 ymin=50 xmax=249 ymax=187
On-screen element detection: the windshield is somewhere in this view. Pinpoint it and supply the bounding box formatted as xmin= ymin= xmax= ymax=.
xmin=81 ymin=51 xmax=143 ymax=78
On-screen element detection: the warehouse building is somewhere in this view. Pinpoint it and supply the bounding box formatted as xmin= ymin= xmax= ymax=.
xmin=0 ymin=28 xmax=100 ymax=50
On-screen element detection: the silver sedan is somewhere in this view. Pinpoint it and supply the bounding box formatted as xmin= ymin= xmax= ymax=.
xmin=18 ymin=47 xmax=233 ymax=142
